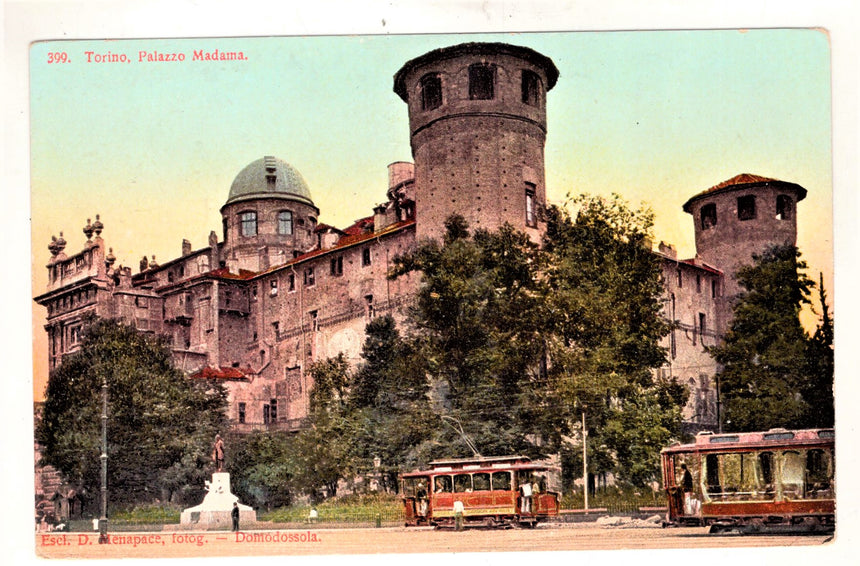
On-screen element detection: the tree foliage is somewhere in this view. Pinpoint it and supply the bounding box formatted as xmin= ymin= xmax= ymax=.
xmin=389 ymin=196 xmax=685 ymax=486
xmin=542 ymin=195 xmax=684 ymax=485
xmin=37 ymin=317 xmax=228 ymax=508
xmin=711 ymin=244 xmax=828 ymax=431
xmin=391 ymin=217 xmax=559 ymax=458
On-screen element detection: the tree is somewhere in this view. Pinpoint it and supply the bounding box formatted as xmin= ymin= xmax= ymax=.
xmin=391 ymin=216 xmax=560 ymax=458
xmin=711 ymin=244 xmax=816 ymax=431
xmin=227 ymin=431 xmax=294 ymax=510
xmin=292 ymin=354 xmax=352 ymax=500
xmin=347 ymin=315 xmax=435 ymax=490
xmin=390 ymin=200 xmax=685 ymax=487
xmin=37 ymin=317 xmax=228 ymax=508
xmin=543 ymin=195 xmax=684 ymax=486
xmin=803 ymin=273 xmax=834 ymax=428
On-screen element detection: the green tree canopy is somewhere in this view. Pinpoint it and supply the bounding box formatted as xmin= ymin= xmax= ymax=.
xmin=711 ymin=244 xmax=821 ymax=431
xmin=37 ymin=317 xmax=228 ymax=507
xmin=543 ymin=195 xmax=684 ymax=485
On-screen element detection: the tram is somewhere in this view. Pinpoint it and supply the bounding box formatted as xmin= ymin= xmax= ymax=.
xmin=400 ymin=455 xmax=560 ymax=528
xmin=661 ymin=428 xmax=834 ymax=533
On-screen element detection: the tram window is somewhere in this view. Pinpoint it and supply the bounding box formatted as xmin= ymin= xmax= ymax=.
xmin=492 ymin=471 xmax=511 ymax=491
xmin=705 ymin=454 xmax=721 ymax=495
xmin=473 ymin=473 xmax=491 ymax=491
xmin=781 ymin=451 xmax=805 ymax=499
xmin=454 ymin=474 xmax=473 ymax=493
xmin=759 ymin=452 xmax=775 ymax=493
xmin=434 ymin=476 xmax=452 ymax=494
xmin=806 ymin=449 xmax=833 ymax=497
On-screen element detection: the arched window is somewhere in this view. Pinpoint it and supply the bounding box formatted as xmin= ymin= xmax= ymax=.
xmin=420 ymin=73 xmax=442 ymax=111
xmin=469 ymin=63 xmax=495 ymax=100
xmin=278 ymin=210 xmax=293 ymax=235
xmin=240 ymin=211 xmax=257 ymax=237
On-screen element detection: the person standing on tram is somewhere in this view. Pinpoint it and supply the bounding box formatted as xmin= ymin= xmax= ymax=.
xmin=680 ymin=463 xmax=694 ymax=514
xmin=520 ymin=476 xmax=533 ymax=514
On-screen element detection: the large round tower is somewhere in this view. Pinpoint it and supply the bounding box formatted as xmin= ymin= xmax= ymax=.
xmin=394 ymin=43 xmax=559 ymax=242
xmin=683 ymin=173 xmax=807 ymax=304
xmin=220 ymin=156 xmax=319 ymax=273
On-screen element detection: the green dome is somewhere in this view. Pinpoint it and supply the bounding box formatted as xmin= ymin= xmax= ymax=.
xmin=226 ymin=156 xmax=314 ymax=207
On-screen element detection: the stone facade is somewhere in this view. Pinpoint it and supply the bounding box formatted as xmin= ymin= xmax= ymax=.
xmin=34 ymin=43 xmax=807 ymax=439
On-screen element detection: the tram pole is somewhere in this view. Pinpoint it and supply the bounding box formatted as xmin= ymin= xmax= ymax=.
xmin=582 ymin=409 xmax=588 ymax=511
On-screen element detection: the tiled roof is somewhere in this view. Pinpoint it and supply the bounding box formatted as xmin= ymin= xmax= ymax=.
xmin=706 ymin=173 xmax=780 ymax=192
xmin=683 ymin=173 xmax=807 ymax=212
xmin=189 ymin=366 xmax=252 ymax=380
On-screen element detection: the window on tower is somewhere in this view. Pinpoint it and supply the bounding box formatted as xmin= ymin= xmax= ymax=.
xmin=521 ymin=70 xmax=541 ymax=106
xmin=421 ymin=73 xmax=442 ymax=110
xmin=525 ymin=183 xmax=537 ymax=227
xmin=776 ymin=195 xmax=793 ymax=220
xmin=469 ymin=63 xmax=495 ymax=100
xmin=700 ymin=203 xmax=717 ymax=229
xmin=278 ymin=210 xmax=293 ymax=235
xmin=737 ymin=195 xmax=757 ymax=221
xmin=240 ymin=211 xmax=258 ymax=236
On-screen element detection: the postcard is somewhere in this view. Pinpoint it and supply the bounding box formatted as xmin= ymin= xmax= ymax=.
xmin=21 ymin=15 xmax=847 ymax=566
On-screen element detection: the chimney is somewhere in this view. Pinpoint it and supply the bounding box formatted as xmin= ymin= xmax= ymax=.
xmin=182 ymin=239 xmax=192 ymax=256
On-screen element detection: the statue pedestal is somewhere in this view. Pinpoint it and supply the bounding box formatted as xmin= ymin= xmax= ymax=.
xmin=180 ymin=472 xmax=255 ymax=528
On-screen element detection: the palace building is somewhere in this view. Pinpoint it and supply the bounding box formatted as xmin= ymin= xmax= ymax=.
xmin=34 ymin=42 xmax=807 ymax=436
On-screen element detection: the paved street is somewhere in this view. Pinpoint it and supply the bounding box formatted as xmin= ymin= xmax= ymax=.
xmin=35 ymin=524 xmax=834 ymax=559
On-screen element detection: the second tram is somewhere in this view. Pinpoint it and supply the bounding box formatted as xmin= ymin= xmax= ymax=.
xmin=401 ymin=455 xmax=560 ymax=528
xmin=661 ymin=428 xmax=835 ymax=533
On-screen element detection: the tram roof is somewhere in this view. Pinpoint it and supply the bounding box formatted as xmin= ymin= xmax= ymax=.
xmin=401 ymin=455 xmax=559 ymax=478
xmin=661 ymin=428 xmax=834 ymax=454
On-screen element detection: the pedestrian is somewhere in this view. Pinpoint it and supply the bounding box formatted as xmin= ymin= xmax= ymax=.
xmin=520 ymin=477 xmax=533 ymax=514
xmin=680 ymin=463 xmax=694 ymax=514
xmin=231 ymin=502 xmax=240 ymax=532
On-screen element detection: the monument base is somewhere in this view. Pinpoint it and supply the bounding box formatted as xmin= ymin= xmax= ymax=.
xmin=180 ymin=472 xmax=255 ymax=528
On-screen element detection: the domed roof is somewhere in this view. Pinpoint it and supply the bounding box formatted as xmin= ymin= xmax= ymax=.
xmin=225 ymin=156 xmax=314 ymax=207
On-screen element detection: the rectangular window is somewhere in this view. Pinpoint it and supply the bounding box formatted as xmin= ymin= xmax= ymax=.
xmin=521 ymin=70 xmax=540 ymax=106
xmin=696 ymin=274 xmax=702 ymax=293
xmin=238 ymin=402 xmax=246 ymax=424
xmin=362 ymin=247 xmax=372 ymax=267
xmin=738 ymin=195 xmax=756 ymax=221
xmin=469 ymin=63 xmax=495 ymax=100
xmin=699 ymin=313 xmax=706 ymax=339
xmin=776 ymin=195 xmax=793 ymax=220
xmin=270 ymin=279 xmax=278 ymax=296
xmin=365 ymin=294 xmax=374 ymax=319
xmin=525 ymin=183 xmax=537 ymax=227
xmin=700 ymin=203 xmax=717 ymax=229
xmin=263 ymin=404 xmax=271 ymax=425
xmin=304 ymin=267 xmax=315 ymax=287
xmin=272 ymin=321 xmax=279 ymax=336
xmin=240 ymin=211 xmax=258 ymax=236
xmin=310 ymin=310 xmax=319 ymax=332
xmin=278 ymin=210 xmax=293 ymax=234
xmin=270 ymin=399 xmax=278 ymax=423
xmin=677 ymin=268 xmax=682 ymax=288
xmin=421 ymin=73 xmax=442 ymax=110
xmin=288 ymin=273 xmax=295 ymax=292
xmin=711 ymin=280 xmax=717 ymax=298
xmin=330 ymin=256 xmax=343 ymax=276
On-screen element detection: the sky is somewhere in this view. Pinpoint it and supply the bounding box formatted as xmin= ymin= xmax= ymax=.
xmin=28 ymin=29 xmax=834 ymax=399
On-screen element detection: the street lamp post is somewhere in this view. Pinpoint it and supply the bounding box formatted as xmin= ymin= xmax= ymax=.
xmin=582 ymin=409 xmax=588 ymax=511
xmin=98 ymin=375 xmax=109 ymax=544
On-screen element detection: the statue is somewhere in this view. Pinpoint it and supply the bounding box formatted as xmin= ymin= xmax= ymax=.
xmin=211 ymin=434 xmax=225 ymax=472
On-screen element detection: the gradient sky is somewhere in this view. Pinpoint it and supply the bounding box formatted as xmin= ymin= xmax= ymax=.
xmin=30 ymin=30 xmax=833 ymax=399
